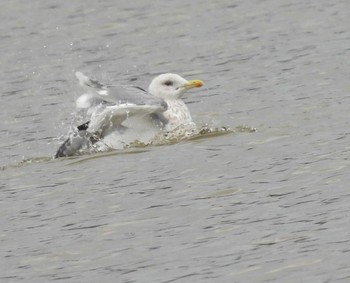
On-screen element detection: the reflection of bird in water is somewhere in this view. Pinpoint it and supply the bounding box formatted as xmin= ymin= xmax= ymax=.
xmin=55 ymin=72 xmax=204 ymax=158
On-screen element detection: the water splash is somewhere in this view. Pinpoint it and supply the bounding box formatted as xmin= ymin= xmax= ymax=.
xmin=70 ymin=124 xmax=255 ymax=154
xmin=151 ymin=124 xmax=256 ymax=145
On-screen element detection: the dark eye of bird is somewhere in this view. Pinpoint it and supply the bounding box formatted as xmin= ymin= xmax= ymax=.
xmin=163 ymin=80 xmax=173 ymax=86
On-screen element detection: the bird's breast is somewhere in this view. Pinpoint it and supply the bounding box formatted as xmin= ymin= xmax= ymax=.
xmin=163 ymin=99 xmax=193 ymax=131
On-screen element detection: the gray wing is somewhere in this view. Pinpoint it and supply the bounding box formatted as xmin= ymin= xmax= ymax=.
xmin=75 ymin=72 xmax=167 ymax=111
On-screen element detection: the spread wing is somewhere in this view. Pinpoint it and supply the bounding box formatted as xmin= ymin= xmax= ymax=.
xmin=75 ymin=72 xmax=167 ymax=115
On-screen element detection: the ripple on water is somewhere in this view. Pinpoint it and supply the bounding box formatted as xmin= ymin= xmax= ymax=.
xmin=1 ymin=125 xmax=255 ymax=169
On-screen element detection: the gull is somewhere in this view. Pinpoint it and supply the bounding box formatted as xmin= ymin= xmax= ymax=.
xmin=55 ymin=72 xmax=204 ymax=158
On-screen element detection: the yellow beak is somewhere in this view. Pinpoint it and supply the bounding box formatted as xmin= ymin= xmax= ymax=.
xmin=184 ymin=80 xmax=204 ymax=89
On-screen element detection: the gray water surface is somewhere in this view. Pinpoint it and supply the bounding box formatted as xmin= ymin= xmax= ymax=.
xmin=1 ymin=1 xmax=350 ymax=282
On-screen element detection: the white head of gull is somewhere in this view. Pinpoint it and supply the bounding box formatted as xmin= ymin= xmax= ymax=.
xmin=149 ymin=73 xmax=203 ymax=99
xmin=55 ymin=72 xmax=203 ymax=158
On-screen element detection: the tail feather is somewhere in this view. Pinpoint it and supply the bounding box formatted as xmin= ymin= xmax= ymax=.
xmin=55 ymin=123 xmax=97 ymax=158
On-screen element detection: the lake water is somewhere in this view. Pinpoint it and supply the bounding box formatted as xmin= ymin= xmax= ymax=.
xmin=1 ymin=0 xmax=350 ymax=282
